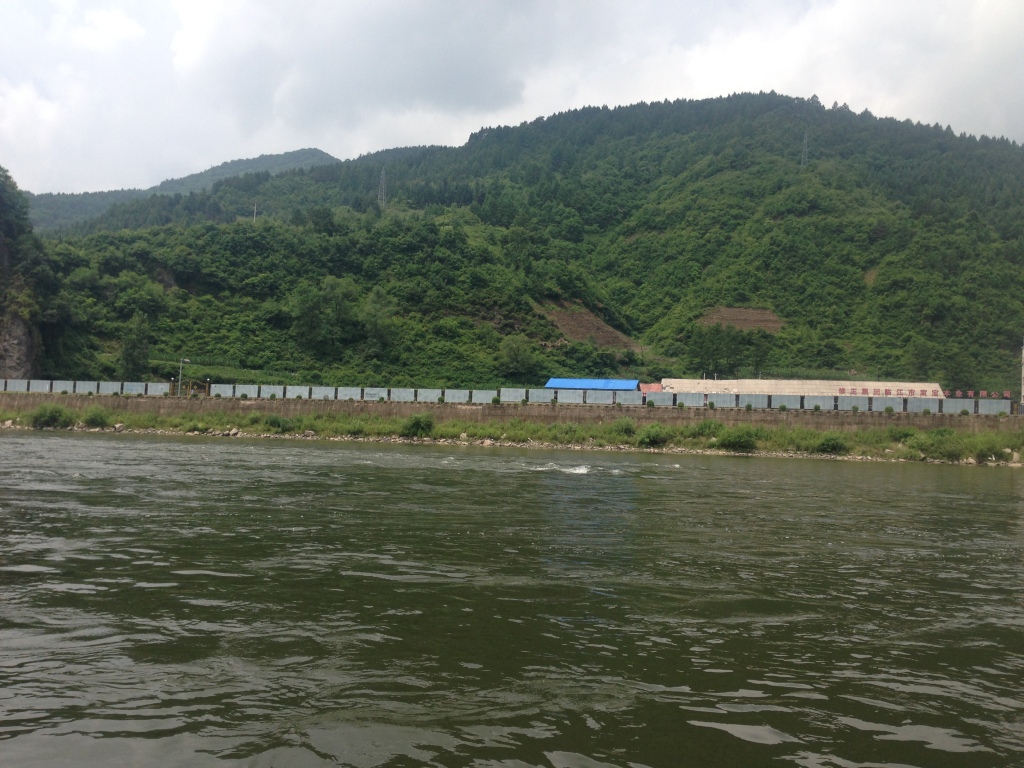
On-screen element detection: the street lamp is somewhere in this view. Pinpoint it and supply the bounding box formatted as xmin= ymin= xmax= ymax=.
xmin=178 ymin=358 xmax=190 ymax=397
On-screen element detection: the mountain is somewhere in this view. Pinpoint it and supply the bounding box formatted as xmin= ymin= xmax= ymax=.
xmin=25 ymin=148 xmax=339 ymax=231
xmin=6 ymin=92 xmax=1024 ymax=392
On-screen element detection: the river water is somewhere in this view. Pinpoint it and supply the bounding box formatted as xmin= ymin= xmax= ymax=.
xmin=1 ymin=433 xmax=1021 ymax=767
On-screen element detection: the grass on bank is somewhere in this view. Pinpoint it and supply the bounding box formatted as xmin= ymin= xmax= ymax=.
xmin=4 ymin=403 xmax=1023 ymax=464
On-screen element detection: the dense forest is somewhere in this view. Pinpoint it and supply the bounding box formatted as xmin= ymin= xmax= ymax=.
xmin=25 ymin=148 xmax=339 ymax=232
xmin=5 ymin=92 xmax=1024 ymax=392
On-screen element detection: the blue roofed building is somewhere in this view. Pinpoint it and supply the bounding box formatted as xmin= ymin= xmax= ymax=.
xmin=544 ymin=378 xmax=640 ymax=390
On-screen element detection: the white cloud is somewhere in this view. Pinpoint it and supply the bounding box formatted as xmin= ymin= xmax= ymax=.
xmin=1 ymin=0 xmax=1022 ymax=193
xmin=48 ymin=2 xmax=146 ymax=53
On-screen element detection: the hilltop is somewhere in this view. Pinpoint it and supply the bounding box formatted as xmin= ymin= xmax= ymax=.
xmin=3 ymin=92 xmax=1024 ymax=393
xmin=25 ymin=148 xmax=339 ymax=231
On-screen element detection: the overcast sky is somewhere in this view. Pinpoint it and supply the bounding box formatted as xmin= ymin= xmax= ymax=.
xmin=2 ymin=0 xmax=1022 ymax=193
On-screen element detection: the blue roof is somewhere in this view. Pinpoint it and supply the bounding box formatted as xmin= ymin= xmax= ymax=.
xmin=544 ymin=378 xmax=640 ymax=391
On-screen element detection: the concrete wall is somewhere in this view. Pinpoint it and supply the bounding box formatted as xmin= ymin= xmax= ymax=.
xmin=390 ymin=388 xmax=416 ymax=403
xmin=872 ymin=396 xmax=903 ymax=412
xmin=772 ymin=394 xmax=801 ymax=410
xmin=585 ymin=390 xmax=614 ymax=405
xmin=528 ymin=388 xmax=552 ymax=403
xmin=907 ymin=397 xmax=939 ymax=414
xmin=646 ymin=392 xmax=675 ymax=407
xmin=738 ymin=394 xmax=769 ymax=409
xmin=978 ymin=399 xmax=1011 ymax=416
xmin=4 ymin=392 xmax=1018 ymax=434
xmin=556 ymin=389 xmax=584 ymax=404
xmin=837 ymin=396 xmax=869 ymax=412
xmin=804 ymin=395 xmax=834 ymax=411
xmin=615 ymin=391 xmax=643 ymax=406
xmin=500 ymin=388 xmax=526 ymax=403
xmin=417 ymin=389 xmax=442 ymax=403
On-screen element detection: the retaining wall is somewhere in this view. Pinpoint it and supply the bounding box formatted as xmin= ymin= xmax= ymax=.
xmin=1 ymin=393 xmax=1018 ymax=434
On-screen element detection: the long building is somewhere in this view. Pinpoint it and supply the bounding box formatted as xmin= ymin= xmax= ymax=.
xmin=661 ymin=378 xmax=945 ymax=398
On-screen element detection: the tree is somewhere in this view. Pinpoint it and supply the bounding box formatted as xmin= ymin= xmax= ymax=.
xmin=497 ymin=334 xmax=537 ymax=378
xmin=359 ymin=286 xmax=397 ymax=353
xmin=117 ymin=313 xmax=150 ymax=380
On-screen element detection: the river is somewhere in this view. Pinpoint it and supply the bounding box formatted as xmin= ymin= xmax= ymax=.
xmin=1 ymin=433 xmax=1021 ymax=767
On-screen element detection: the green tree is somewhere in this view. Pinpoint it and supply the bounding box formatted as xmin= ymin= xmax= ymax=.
xmin=497 ymin=334 xmax=537 ymax=378
xmin=359 ymin=286 xmax=397 ymax=353
xmin=117 ymin=313 xmax=150 ymax=380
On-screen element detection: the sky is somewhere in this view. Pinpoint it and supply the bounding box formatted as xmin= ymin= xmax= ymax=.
xmin=2 ymin=0 xmax=1022 ymax=193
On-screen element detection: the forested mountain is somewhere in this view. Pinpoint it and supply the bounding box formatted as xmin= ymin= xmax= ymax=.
xmin=26 ymin=148 xmax=339 ymax=232
xmin=6 ymin=92 xmax=1024 ymax=392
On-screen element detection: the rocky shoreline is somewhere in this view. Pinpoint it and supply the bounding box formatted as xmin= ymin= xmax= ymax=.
xmin=3 ymin=419 xmax=1019 ymax=467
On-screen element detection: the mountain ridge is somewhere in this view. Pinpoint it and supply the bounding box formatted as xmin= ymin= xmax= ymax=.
xmin=26 ymin=147 xmax=340 ymax=231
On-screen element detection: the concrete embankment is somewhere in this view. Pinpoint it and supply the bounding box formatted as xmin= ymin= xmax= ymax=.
xmin=1 ymin=393 xmax=1018 ymax=434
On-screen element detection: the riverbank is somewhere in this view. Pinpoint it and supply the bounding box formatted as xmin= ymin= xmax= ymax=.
xmin=3 ymin=398 xmax=1022 ymax=466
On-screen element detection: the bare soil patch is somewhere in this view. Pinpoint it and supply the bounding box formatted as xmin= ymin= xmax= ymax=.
xmin=540 ymin=301 xmax=639 ymax=350
xmin=697 ymin=306 xmax=784 ymax=334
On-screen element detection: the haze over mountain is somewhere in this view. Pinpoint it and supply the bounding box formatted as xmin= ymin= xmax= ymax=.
xmin=26 ymin=148 xmax=339 ymax=232
xmin=2 ymin=93 xmax=1023 ymax=395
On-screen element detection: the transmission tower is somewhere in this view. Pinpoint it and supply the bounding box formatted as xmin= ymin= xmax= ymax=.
xmin=800 ymin=131 xmax=809 ymax=170
xmin=377 ymin=168 xmax=387 ymax=211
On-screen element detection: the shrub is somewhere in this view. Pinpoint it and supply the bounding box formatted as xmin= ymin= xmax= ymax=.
xmin=708 ymin=401 xmax=716 ymax=410
xmin=295 ymin=394 xmax=302 ymax=400
xmin=264 ymin=415 xmax=293 ymax=433
xmin=240 ymin=392 xmax=248 ymax=399
xmin=778 ymin=404 xmax=787 ymax=412
xmin=135 ymin=393 xmax=143 ymax=398
xmin=851 ymin=405 xmax=859 ymax=412
xmin=60 ymin=390 xmax=68 ymax=395
xmin=646 ymin=400 xmax=655 ymax=408
xmin=378 ymin=397 xmax=385 ymax=403
xmin=677 ymin=402 xmax=685 ymax=409
xmin=214 ymin=393 xmax=222 ymax=398
xmin=960 ymin=409 xmax=970 ymax=416
xmin=161 ymin=391 xmax=168 ymax=397
xmin=82 ymin=406 xmax=112 ymax=429
xmin=30 ymin=404 xmax=75 ymax=429
xmin=400 ymin=412 xmax=435 ymax=438
xmin=87 ymin=391 xmax=94 ymax=397
xmin=190 ymin=392 xmax=199 ymax=399
xmin=491 ymin=396 xmax=500 ymax=405
xmin=718 ymin=426 xmax=757 ymax=452
xmin=110 ymin=391 xmax=119 ymax=397
xmin=886 ymin=426 xmax=916 ymax=442
xmin=884 ymin=406 xmax=894 ymax=414
xmin=611 ymin=417 xmax=637 ymax=437
xmin=637 ymin=423 xmax=669 ymax=448
xmin=813 ymin=404 xmax=821 ymax=412
xmin=921 ymin=407 xmax=930 ymax=415
xmin=550 ymin=398 xmax=557 ymax=405
xmin=269 ymin=393 xmax=277 ymax=400
xmin=437 ymin=395 xmax=445 ymax=403
xmin=745 ymin=402 xmax=753 ymax=411
xmin=688 ymin=419 xmax=724 ymax=438
xmin=521 ymin=398 xmax=528 ymax=405
xmin=814 ymin=433 xmax=849 ymax=454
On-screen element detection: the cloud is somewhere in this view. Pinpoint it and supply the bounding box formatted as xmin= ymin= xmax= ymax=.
xmin=1 ymin=0 xmax=1022 ymax=193
xmin=48 ymin=3 xmax=146 ymax=53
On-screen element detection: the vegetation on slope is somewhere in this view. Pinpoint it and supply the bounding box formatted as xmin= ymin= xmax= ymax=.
xmin=5 ymin=92 xmax=1024 ymax=393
